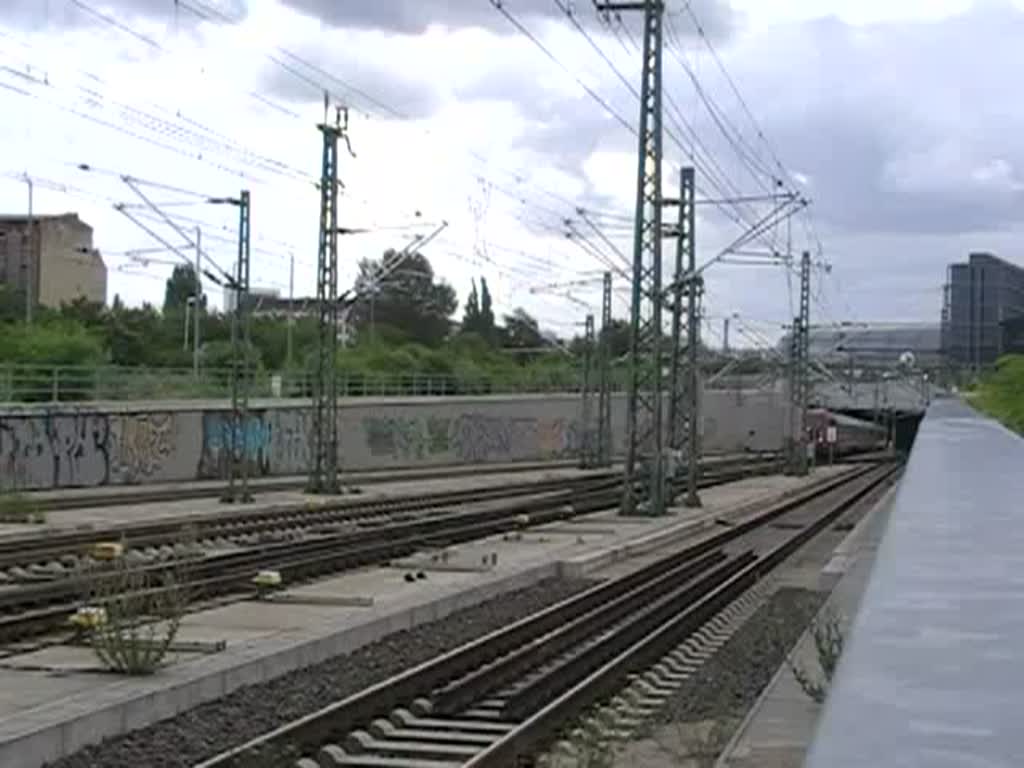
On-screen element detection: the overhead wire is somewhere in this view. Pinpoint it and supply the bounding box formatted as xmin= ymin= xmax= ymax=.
xmin=679 ymin=0 xmax=794 ymax=190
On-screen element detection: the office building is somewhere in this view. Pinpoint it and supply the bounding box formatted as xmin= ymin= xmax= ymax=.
xmin=941 ymin=252 xmax=1024 ymax=368
xmin=0 ymin=213 xmax=107 ymax=309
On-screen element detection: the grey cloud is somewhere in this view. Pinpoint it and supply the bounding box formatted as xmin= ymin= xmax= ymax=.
xmin=278 ymin=0 xmax=735 ymax=40
xmin=1 ymin=0 xmax=247 ymax=29
xmin=260 ymin=46 xmax=442 ymax=119
xmin=731 ymin=4 xmax=1024 ymax=236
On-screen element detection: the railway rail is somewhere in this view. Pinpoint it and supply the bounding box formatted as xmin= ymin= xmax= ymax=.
xmin=23 ymin=460 xmax=588 ymax=512
xmin=193 ymin=461 xmax=898 ymax=768
xmin=0 ymin=460 xmax=783 ymax=644
xmin=0 ymin=456 xmax=783 ymax=576
xmin=25 ymin=453 xmax=783 ymax=512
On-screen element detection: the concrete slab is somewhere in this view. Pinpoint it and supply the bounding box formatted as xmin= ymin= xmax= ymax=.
xmin=0 ymin=468 xmax=852 ymax=768
xmin=0 ymin=669 xmax=100 ymax=710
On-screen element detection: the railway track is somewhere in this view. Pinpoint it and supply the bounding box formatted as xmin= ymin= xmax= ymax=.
xmin=26 ymin=454 xmax=784 ymax=512
xmin=24 ymin=460 xmax=592 ymax=512
xmin=193 ymin=461 xmax=898 ymax=768
xmin=0 ymin=456 xmax=784 ymax=577
xmin=0 ymin=473 xmax=619 ymax=576
xmin=0 ymin=460 xmax=782 ymax=644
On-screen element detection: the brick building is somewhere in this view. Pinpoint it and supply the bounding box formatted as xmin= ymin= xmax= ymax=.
xmin=0 ymin=213 xmax=107 ymax=310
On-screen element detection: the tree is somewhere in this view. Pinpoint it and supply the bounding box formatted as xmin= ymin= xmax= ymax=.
xmin=460 ymin=277 xmax=497 ymax=344
xmin=163 ymin=265 xmax=201 ymax=313
xmin=479 ymin=277 xmax=496 ymax=343
xmin=350 ymin=251 xmax=457 ymax=347
xmin=500 ymin=308 xmax=545 ymax=349
xmin=462 ymin=279 xmax=481 ymax=333
xmin=60 ymin=297 xmax=107 ymax=330
xmin=0 ymin=284 xmax=25 ymax=323
xmin=600 ymin=319 xmax=631 ymax=360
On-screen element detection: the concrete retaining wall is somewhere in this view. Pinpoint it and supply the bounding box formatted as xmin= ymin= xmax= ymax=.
xmin=0 ymin=392 xmax=788 ymax=491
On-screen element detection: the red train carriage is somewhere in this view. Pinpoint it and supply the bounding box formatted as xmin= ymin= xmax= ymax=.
xmin=806 ymin=408 xmax=887 ymax=459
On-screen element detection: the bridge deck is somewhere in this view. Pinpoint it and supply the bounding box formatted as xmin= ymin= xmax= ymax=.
xmin=806 ymin=399 xmax=1024 ymax=767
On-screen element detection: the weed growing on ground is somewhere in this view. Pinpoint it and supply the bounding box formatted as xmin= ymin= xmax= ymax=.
xmin=789 ymin=607 xmax=845 ymax=704
xmin=78 ymin=531 xmax=196 ymax=675
xmin=0 ymin=492 xmax=45 ymax=524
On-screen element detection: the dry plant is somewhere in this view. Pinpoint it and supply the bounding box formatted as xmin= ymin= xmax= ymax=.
xmin=653 ymin=716 xmax=735 ymax=768
xmin=788 ymin=607 xmax=845 ymax=704
xmin=544 ymin=710 xmax=621 ymax=768
xmin=79 ymin=529 xmax=197 ymax=675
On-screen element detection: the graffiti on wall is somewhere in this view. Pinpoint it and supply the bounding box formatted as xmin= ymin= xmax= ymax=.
xmin=0 ymin=413 xmax=110 ymax=490
xmin=361 ymin=412 xmax=580 ymax=464
xmin=268 ymin=410 xmax=312 ymax=473
xmin=362 ymin=415 xmax=450 ymax=461
xmin=109 ymin=413 xmax=174 ymax=484
xmin=198 ymin=412 xmax=272 ymax=479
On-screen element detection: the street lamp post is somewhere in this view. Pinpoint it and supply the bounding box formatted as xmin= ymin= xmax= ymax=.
xmin=24 ymin=174 xmax=34 ymax=325
xmin=193 ymin=227 xmax=202 ymax=378
xmin=183 ymin=297 xmax=193 ymax=351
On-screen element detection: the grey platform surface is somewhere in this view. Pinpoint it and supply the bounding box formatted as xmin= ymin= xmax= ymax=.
xmin=806 ymin=400 xmax=1024 ymax=768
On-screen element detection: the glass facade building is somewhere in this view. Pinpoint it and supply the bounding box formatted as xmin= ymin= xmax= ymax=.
xmin=941 ymin=252 xmax=1024 ymax=368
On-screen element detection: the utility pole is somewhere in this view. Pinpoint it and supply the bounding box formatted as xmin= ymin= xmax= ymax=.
xmin=193 ymin=227 xmax=202 ymax=378
xmin=222 ymin=190 xmax=252 ymax=503
xmin=598 ymin=0 xmax=666 ymax=516
xmin=580 ymin=313 xmax=597 ymax=468
xmin=183 ymin=300 xmax=191 ymax=351
xmin=667 ymin=167 xmax=701 ymax=507
xmin=787 ymin=250 xmax=811 ymax=476
xmin=684 ymin=181 xmax=703 ymax=507
xmin=24 ymin=174 xmax=34 ymax=325
xmin=309 ymin=105 xmax=352 ymax=495
xmin=723 ymin=317 xmax=730 ymax=354
xmin=597 ymin=271 xmax=613 ymax=467
xmin=286 ymin=252 xmax=295 ymax=371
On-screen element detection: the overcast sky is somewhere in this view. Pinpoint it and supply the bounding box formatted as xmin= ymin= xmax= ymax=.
xmin=2 ymin=0 xmax=1023 ymax=346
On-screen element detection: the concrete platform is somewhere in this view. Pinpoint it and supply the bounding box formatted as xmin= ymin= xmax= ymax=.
xmin=805 ymin=400 xmax=1024 ymax=768
xmin=0 ymin=467 xmax=850 ymax=768
xmin=713 ymin=470 xmax=899 ymax=768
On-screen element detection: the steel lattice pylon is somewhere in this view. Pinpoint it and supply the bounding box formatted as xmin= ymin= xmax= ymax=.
xmin=788 ymin=250 xmax=811 ymax=475
xmin=597 ymin=271 xmax=614 ymax=467
xmin=668 ymin=167 xmax=702 ymax=507
xmin=308 ymin=112 xmax=346 ymax=495
xmin=222 ymin=190 xmax=252 ymax=504
xmin=599 ymin=0 xmax=666 ymax=515
xmin=580 ymin=313 xmax=597 ymax=468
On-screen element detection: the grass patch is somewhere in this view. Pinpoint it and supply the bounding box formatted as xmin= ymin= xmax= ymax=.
xmin=0 ymin=492 xmax=45 ymax=524
xmin=969 ymin=355 xmax=1024 ymax=433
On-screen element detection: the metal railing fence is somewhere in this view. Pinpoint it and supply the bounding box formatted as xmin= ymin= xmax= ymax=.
xmin=0 ymin=364 xmax=630 ymax=403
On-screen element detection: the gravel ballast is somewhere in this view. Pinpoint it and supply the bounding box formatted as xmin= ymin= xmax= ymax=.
xmin=45 ymin=576 xmax=594 ymax=768
xmin=657 ymin=587 xmax=826 ymax=724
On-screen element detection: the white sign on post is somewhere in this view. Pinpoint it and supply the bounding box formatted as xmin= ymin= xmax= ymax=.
xmin=826 ymin=426 xmax=838 ymax=444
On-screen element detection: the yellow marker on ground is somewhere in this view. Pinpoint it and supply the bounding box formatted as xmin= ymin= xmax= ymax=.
xmin=253 ymin=570 xmax=283 ymax=588
xmin=90 ymin=542 xmax=124 ymax=561
xmin=69 ymin=605 xmax=107 ymax=630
